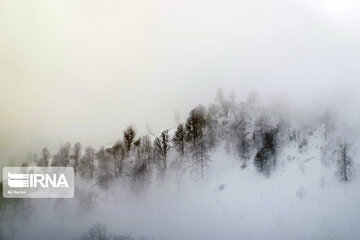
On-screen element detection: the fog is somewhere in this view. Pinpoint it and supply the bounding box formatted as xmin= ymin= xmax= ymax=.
xmin=1 ymin=1 xmax=360 ymax=239
xmin=1 ymin=0 xmax=360 ymax=161
xmin=2 ymin=142 xmax=360 ymax=240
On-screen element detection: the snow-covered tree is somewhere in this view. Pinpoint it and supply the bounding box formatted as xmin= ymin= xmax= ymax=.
xmin=52 ymin=143 xmax=71 ymax=167
xmin=37 ymin=147 xmax=50 ymax=167
xmin=79 ymin=146 xmax=96 ymax=179
xmin=192 ymin=139 xmax=210 ymax=179
xmin=107 ymin=141 xmax=125 ymax=178
xmin=216 ymin=88 xmax=231 ymax=118
xmin=204 ymin=108 xmax=218 ymax=149
xmin=71 ymin=142 xmax=82 ymax=174
xmin=319 ymin=109 xmax=336 ymax=142
xmin=232 ymin=116 xmax=251 ymax=168
xmin=336 ymin=140 xmax=354 ymax=182
xmin=96 ymin=147 xmax=113 ymax=188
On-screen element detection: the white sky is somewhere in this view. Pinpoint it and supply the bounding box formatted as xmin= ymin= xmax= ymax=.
xmin=0 ymin=0 xmax=359 ymax=159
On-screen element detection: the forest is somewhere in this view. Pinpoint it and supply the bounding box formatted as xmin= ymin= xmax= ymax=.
xmin=0 ymin=90 xmax=358 ymax=240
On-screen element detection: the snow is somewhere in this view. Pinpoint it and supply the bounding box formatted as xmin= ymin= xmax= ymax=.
xmin=2 ymin=127 xmax=360 ymax=240
xmin=96 ymin=128 xmax=360 ymax=240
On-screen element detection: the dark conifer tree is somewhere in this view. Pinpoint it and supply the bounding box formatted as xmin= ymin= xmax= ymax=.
xmin=185 ymin=105 xmax=206 ymax=148
xmin=336 ymin=140 xmax=353 ymax=182
xmin=254 ymin=129 xmax=278 ymax=176
xmin=123 ymin=126 xmax=136 ymax=152
xmin=173 ymin=124 xmax=186 ymax=156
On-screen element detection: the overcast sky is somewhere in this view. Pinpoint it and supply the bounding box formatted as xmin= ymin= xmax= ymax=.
xmin=0 ymin=0 xmax=359 ymax=159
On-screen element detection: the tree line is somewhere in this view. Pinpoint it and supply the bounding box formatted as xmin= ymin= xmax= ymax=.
xmin=21 ymin=90 xmax=355 ymax=185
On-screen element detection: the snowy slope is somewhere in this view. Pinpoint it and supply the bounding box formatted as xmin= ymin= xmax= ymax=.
xmin=92 ymin=127 xmax=360 ymax=240
xmin=2 ymin=127 xmax=359 ymax=240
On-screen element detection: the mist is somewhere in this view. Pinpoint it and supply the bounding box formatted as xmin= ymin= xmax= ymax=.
xmin=1 ymin=0 xmax=360 ymax=239
xmin=1 ymin=0 xmax=360 ymax=160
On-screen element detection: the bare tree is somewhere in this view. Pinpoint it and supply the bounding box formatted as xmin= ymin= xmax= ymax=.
xmin=138 ymin=135 xmax=153 ymax=168
xmin=52 ymin=143 xmax=71 ymax=167
xmin=233 ymin=118 xmax=250 ymax=168
xmin=105 ymin=147 xmax=117 ymax=178
xmin=204 ymin=109 xmax=218 ymax=149
xmin=113 ymin=141 xmax=125 ymax=176
xmin=154 ymin=130 xmax=171 ymax=169
xmin=96 ymin=147 xmax=113 ymax=188
xmin=79 ymin=146 xmax=96 ymax=179
xmin=192 ymin=139 xmax=210 ymax=179
xmin=132 ymin=137 xmax=153 ymax=191
xmin=71 ymin=142 xmax=82 ymax=174
xmin=62 ymin=142 xmax=72 ymax=166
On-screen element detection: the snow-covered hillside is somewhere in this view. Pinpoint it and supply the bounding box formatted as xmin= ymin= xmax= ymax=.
xmin=1 ymin=93 xmax=359 ymax=240
xmin=89 ymin=128 xmax=359 ymax=240
xmin=2 ymin=129 xmax=359 ymax=240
